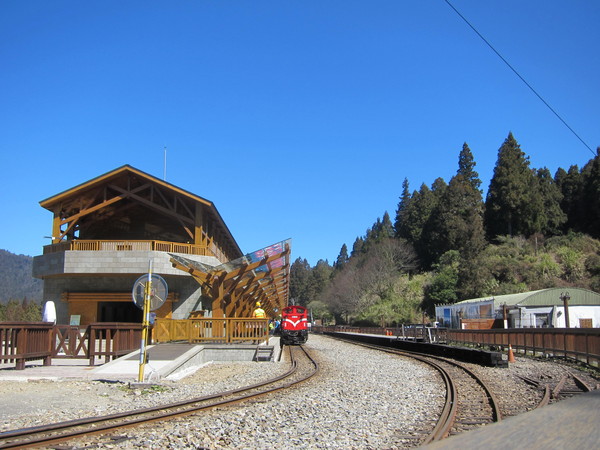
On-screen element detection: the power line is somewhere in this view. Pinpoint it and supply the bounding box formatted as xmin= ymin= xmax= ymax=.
xmin=444 ymin=0 xmax=595 ymax=156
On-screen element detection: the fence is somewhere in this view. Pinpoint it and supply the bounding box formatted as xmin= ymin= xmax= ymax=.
xmin=313 ymin=325 xmax=447 ymax=343
xmin=153 ymin=318 xmax=269 ymax=344
xmin=0 ymin=322 xmax=54 ymax=370
xmin=312 ymin=325 xmax=599 ymax=367
xmin=0 ymin=322 xmax=143 ymax=369
xmin=447 ymin=328 xmax=600 ymax=367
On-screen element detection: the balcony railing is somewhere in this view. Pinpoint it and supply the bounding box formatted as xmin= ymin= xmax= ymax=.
xmin=43 ymin=239 xmax=222 ymax=259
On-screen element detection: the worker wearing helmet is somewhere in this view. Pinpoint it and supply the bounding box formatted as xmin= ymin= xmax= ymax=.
xmin=252 ymin=302 xmax=266 ymax=318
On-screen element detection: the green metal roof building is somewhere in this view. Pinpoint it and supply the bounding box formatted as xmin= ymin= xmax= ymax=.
xmin=435 ymin=288 xmax=600 ymax=329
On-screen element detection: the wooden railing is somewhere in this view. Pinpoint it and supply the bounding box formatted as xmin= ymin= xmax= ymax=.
xmin=53 ymin=323 xmax=143 ymax=365
xmin=447 ymin=328 xmax=600 ymax=367
xmin=0 ymin=322 xmax=54 ymax=370
xmin=313 ymin=325 xmax=446 ymax=342
xmin=43 ymin=239 xmax=219 ymax=258
xmin=153 ymin=318 xmax=269 ymax=344
xmin=1 ymin=322 xmax=143 ymax=369
xmin=313 ymin=325 xmax=600 ymax=368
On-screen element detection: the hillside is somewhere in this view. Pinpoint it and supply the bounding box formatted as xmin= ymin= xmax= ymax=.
xmin=0 ymin=250 xmax=43 ymax=304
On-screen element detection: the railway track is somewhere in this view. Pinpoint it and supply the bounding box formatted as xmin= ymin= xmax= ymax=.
xmin=518 ymin=371 xmax=594 ymax=408
xmin=329 ymin=335 xmax=502 ymax=446
xmin=0 ymin=345 xmax=319 ymax=449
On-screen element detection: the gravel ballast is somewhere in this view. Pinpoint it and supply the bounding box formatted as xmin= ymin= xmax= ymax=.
xmin=1 ymin=334 xmax=597 ymax=448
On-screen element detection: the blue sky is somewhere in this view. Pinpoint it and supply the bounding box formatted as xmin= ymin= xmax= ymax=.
xmin=1 ymin=1 xmax=598 ymax=266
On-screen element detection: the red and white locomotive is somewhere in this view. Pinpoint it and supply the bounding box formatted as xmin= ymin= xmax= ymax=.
xmin=279 ymin=305 xmax=309 ymax=345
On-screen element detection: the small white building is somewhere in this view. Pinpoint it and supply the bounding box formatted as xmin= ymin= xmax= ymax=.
xmin=435 ymin=288 xmax=600 ymax=329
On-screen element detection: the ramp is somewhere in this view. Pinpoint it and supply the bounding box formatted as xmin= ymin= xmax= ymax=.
xmin=90 ymin=337 xmax=283 ymax=381
xmin=91 ymin=343 xmax=204 ymax=380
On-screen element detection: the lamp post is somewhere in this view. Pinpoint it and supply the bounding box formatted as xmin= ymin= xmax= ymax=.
xmin=560 ymin=291 xmax=571 ymax=328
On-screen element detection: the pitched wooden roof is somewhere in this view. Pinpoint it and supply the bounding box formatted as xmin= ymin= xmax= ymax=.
xmin=40 ymin=164 xmax=242 ymax=259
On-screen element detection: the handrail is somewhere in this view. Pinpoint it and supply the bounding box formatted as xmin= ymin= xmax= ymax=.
xmin=154 ymin=318 xmax=269 ymax=344
xmin=0 ymin=322 xmax=54 ymax=369
xmin=312 ymin=325 xmax=600 ymax=368
xmin=42 ymin=239 xmax=218 ymax=258
xmin=1 ymin=322 xmax=143 ymax=369
xmin=447 ymin=328 xmax=600 ymax=367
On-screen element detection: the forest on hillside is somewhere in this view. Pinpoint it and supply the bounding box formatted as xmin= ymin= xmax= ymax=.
xmin=290 ymin=133 xmax=600 ymax=326
xmin=0 ymin=250 xmax=43 ymax=304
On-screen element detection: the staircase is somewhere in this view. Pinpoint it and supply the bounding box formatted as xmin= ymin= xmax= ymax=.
xmin=253 ymin=346 xmax=274 ymax=362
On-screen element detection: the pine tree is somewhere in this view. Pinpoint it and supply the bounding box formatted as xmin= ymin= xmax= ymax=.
xmin=484 ymin=132 xmax=536 ymax=239
xmin=400 ymin=186 xmax=429 ymax=245
xmin=290 ymin=258 xmax=312 ymax=305
xmin=422 ymin=145 xmax=485 ymax=267
xmin=380 ymin=211 xmax=395 ymax=239
xmin=555 ymin=165 xmax=584 ymax=232
xmin=394 ymin=178 xmax=411 ymax=237
xmin=351 ymin=237 xmax=365 ymax=256
xmin=534 ymin=167 xmax=566 ymax=235
xmin=581 ymin=148 xmax=600 ymax=238
xmin=335 ymin=244 xmax=349 ymax=270
xmin=457 ymin=143 xmax=482 ymax=193
xmin=426 ymin=176 xmax=486 ymax=261
xmin=311 ymin=259 xmax=333 ymax=301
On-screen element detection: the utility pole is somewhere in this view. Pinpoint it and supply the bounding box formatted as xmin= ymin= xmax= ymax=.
xmin=560 ymin=292 xmax=571 ymax=328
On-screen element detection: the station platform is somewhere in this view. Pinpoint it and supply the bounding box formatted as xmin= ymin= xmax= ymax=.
xmin=0 ymin=337 xmax=282 ymax=382
xmin=426 ymin=388 xmax=600 ymax=449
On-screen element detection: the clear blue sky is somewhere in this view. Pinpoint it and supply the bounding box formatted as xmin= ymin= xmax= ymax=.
xmin=1 ymin=1 xmax=598 ymax=266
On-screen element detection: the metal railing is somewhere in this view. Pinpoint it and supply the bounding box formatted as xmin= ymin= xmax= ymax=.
xmin=153 ymin=318 xmax=269 ymax=344
xmin=0 ymin=322 xmax=143 ymax=369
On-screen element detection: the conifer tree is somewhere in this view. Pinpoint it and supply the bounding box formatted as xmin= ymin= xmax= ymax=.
xmin=534 ymin=167 xmax=566 ymax=236
xmin=394 ymin=178 xmax=411 ymax=237
xmin=351 ymin=237 xmax=364 ymax=256
xmin=555 ymin=165 xmax=584 ymax=232
xmin=408 ymin=178 xmax=447 ymax=268
xmin=380 ymin=211 xmax=395 ymax=239
xmin=581 ymin=148 xmax=600 ymax=238
xmin=289 ymin=258 xmax=312 ymax=305
xmin=422 ymin=145 xmax=485 ymax=268
xmin=399 ymin=184 xmax=436 ymax=253
xmin=484 ymin=132 xmax=536 ymax=239
xmin=457 ymin=143 xmax=482 ymax=193
xmin=335 ymin=244 xmax=349 ymax=270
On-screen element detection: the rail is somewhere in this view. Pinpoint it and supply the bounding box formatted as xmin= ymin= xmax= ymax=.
xmin=313 ymin=325 xmax=448 ymax=343
xmin=42 ymin=239 xmax=226 ymax=260
xmin=0 ymin=322 xmax=54 ymax=370
xmin=312 ymin=325 xmax=600 ymax=367
xmin=0 ymin=322 xmax=143 ymax=369
xmin=153 ymin=318 xmax=269 ymax=344
xmin=447 ymin=328 xmax=600 ymax=367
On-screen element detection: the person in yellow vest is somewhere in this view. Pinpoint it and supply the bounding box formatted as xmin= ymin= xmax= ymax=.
xmin=252 ymin=302 xmax=266 ymax=318
xmin=252 ymin=302 xmax=266 ymax=344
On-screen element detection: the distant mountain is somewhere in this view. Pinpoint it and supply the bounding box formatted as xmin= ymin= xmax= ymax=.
xmin=0 ymin=249 xmax=43 ymax=304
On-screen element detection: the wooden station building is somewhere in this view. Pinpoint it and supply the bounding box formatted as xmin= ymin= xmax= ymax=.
xmin=32 ymin=165 xmax=290 ymax=326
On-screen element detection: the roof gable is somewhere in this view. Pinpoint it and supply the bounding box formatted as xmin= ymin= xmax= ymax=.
xmin=40 ymin=165 xmax=213 ymax=210
xmin=39 ymin=164 xmax=242 ymax=258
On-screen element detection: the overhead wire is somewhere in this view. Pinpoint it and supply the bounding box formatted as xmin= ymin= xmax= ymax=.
xmin=444 ymin=0 xmax=596 ymax=156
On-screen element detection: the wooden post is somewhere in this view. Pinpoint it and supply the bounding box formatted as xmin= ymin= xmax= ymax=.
xmin=561 ymin=292 xmax=571 ymax=328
